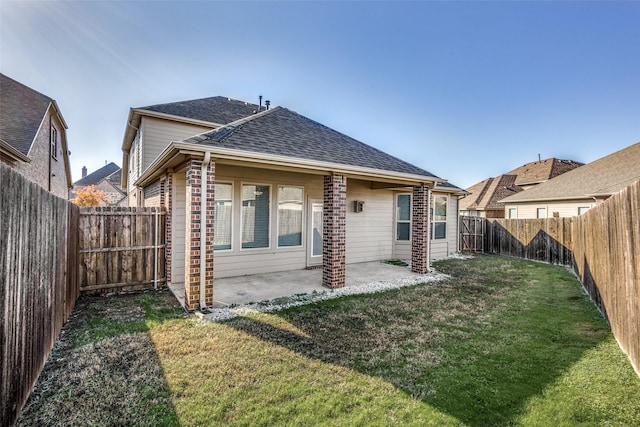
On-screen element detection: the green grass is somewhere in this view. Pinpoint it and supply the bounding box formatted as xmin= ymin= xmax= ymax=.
xmin=18 ymin=255 xmax=640 ymax=426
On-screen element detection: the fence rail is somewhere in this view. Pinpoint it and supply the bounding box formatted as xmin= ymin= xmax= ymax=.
xmin=484 ymin=180 xmax=640 ymax=375
xmin=78 ymin=207 xmax=166 ymax=293
xmin=1 ymin=164 xmax=80 ymax=426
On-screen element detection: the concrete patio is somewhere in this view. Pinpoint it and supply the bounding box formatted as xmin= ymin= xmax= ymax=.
xmin=167 ymin=260 xmax=422 ymax=310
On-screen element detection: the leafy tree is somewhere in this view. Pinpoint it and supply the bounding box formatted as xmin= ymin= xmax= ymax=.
xmin=71 ymin=185 xmax=109 ymax=207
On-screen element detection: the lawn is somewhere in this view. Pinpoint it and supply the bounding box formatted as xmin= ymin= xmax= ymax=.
xmin=18 ymin=255 xmax=640 ymax=426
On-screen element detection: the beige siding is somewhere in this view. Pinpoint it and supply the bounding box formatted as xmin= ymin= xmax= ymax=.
xmin=213 ymin=165 xmax=323 ymax=278
xmin=171 ymin=171 xmax=186 ymax=284
xmin=345 ymin=179 xmax=394 ymax=264
xmin=504 ymin=199 xmax=596 ymax=219
xmin=393 ymin=191 xmax=461 ymax=261
xmin=141 ymin=116 xmax=211 ymax=171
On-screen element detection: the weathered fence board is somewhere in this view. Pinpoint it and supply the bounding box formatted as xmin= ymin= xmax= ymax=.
xmin=484 ymin=180 xmax=640 ymax=375
xmin=1 ymin=163 xmax=79 ymax=427
xmin=78 ymin=207 xmax=166 ymax=294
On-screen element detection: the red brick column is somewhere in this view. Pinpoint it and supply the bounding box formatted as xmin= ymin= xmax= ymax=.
xmin=184 ymin=158 xmax=215 ymax=310
xmin=323 ymin=174 xmax=347 ymax=288
xmin=165 ymin=171 xmax=173 ymax=284
xmin=411 ymin=184 xmax=431 ymax=274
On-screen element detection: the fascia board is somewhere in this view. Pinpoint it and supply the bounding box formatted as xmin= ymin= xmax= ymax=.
xmin=135 ymin=141 xmax=445 ymax=188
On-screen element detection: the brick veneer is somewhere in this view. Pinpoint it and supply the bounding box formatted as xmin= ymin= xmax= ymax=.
xmin=164 ymin=171 xmax=172 ymax=284
xmin=411 ymin=184 xmax=431 ymax=274
xmin=184 ymin=159 xmax=215 ymax=310
xmin=323 ymin=174 xmax=347 ymax=288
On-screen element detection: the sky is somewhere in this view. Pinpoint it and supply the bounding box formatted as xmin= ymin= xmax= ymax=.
xmin=1 ymin=0 xmax=639 ymax=189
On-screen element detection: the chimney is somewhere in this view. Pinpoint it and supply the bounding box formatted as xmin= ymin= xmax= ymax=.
xmin=82 ymin=166 xmax=87 ymax=178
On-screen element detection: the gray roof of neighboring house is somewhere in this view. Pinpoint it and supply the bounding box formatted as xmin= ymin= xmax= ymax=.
xmin=185 ymin=106 xmax=442 ymax=179
xmin=0 ymin=73 xmax=53 ymax=156
xmin=501 ymin=142 xmax=640 ymax=203
xmin=138 ymin=96 xmax=262 ymax=125
xmin=74 ymin=162 xmax=122 ymax=187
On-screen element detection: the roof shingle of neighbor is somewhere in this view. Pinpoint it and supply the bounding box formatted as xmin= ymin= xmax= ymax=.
xmin=0 ymin=73 xmax=53 ymax=156
xmin=185 ymin=106 xmax=442 ymax=179
xmin=501 ymin=141 xmax=640 ymax=202
xmin=506 ymin=158 xmax=583 ymax=186
xmin=138 ymin=96 xmax=261 ymax=125
xmin=73 ymin=162 xmax=121 ymax=187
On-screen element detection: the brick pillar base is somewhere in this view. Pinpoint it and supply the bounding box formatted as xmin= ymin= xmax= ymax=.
xmin=323 ymin=174 xmax=347 ymax=288
xmin=411 ymin=184 xmax=431 ymax=274
xmin=184 ymin=158 xmax=215 ymax=310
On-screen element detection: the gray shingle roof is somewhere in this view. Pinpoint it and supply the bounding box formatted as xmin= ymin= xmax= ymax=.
xmin=501 ymin=142 xmax=640 ymax=202
xmin=0 ymin=73 xmax=53 ymax=156
xmin=139 ymin=96 xmax=261 ymax=125
xmin=185 ymin=107 xmax=441 ymax=179
xmin=74 ymin=162 xmax=121 ymax=187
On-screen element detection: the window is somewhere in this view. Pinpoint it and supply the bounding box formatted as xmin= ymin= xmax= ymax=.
xmin=578 ymin=206 xmax=590 ymax=215
xmin=214 ymin=183 xmax=233 ymax=250
xmin=278 ymin=186 xmax=303 ymax=247
xmin=241 ymin=184 xmax=270 ymax=249
xmin=508 ymin=208 xmax=517 ymax=219
xmin=50 ymin=126 xmax=58 ymax=159
xmin=536 ymin=207 xmax=547 ymax=219
xmin=396 ymin=194 xmax=411 ymax=241
xmin=432 ymin=195 xmax=447 ymax=239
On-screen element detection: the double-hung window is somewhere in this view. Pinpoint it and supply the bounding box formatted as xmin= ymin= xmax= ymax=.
xmin=278 ymin=186 xmax=303 ymax=247
xmin=214 ymin=183 xmax=233 ymax=250
xmin=396 ymin=194 xmax=411 ymax=241
xmin=241 ymin=184 xmax=270 ymax=249
xmin=432 ymin=195 xmax=447 ymax=239
xmin=50 ymin=126 xmax=58 ymax=159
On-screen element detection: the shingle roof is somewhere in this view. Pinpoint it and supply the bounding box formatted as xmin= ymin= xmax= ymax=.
xmin=138 ymin=96 xmax=261 ymax=125
xmin=506 ymin=158 xmax=583 ymax=186
xmin=74 ymin=162 xmax=121 ymax=187
xmin=501 ymin=142 xmax=640 ymax=203
xmin=0 ymin=73 xmax=53 ymax=156
xmin=185 ymin=106 xmax=441 ymax=179
xmin=460 ymin=175 xmax=521 ymax=211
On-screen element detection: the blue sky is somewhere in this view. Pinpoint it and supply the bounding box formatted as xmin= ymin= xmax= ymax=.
xmin=1 ymin=1 xmax=639 ymax=188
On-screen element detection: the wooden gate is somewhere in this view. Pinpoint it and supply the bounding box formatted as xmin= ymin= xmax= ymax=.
xmin=459 ymin=216 xmax=486 ymax=252
xmin=78 ymin=207 xmax=166 ymax=293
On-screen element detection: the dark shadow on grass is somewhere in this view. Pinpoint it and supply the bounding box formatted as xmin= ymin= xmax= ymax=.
xmin=225 ymin=256 xmax=610 ymax=426
xmin=16 ymin=289 xmax=182 ymax=427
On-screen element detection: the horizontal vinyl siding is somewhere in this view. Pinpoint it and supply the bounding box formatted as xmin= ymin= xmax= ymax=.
xmin=505 ymin=199 xmax=596 ymax=219
xmin=213 ymin=166 xmax=323 ymax=278
xmin=346 ymin=180 xmax=394 ymax=264
xmin=141 ymin=116 xmax=211 ymax=171
xmin=171 ymin=171 xmax=186 ymax=284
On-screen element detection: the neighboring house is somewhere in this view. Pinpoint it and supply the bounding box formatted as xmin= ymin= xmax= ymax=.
xmin=70 ymin=162 xmax=127 ymax=206
xmin=501 ymin=142 xmax=640 ymax=219
xmin=121 ymin=96 xmax=465 ymax=310
xmin=0 ymin=73 xmax=72 ymax=198
xmin=460 ymin=158 xmax=582 ymax=218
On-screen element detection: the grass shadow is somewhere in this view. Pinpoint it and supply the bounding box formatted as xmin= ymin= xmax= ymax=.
xmin=225 ymin=255 xmax=612 ymax=425
xmin=16 ymin=289 xmax=184 ymax=426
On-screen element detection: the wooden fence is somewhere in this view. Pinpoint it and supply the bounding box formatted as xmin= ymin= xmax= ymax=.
xmin=78 ymin=207 xmax=166 ymax=293
xmin=459 ymin=216 xmax=486 ymax=252
xmin=485 ymin=180 xmax=640 ymax=375
xmin=0 ymin=164 xmax=80 ymax=427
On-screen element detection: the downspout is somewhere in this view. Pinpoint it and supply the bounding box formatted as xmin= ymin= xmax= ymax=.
xmin=153 ymin=208 xmax=158 ymax=289
xmin=48 ymin=114 xmax=52 ymax=191
xmin=200 ymin=151 xmax=211 ymax=310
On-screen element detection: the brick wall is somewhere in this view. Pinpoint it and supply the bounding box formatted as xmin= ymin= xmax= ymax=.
xmin=183 ymin=158 xmax=215 ymax=310
xmin=411 ymin=184 xmax=431 ymax=274
xmin=322 ymin=174 xmax=347 ymax=288
xmin=164 ymin=171 xmax=172 ymax=284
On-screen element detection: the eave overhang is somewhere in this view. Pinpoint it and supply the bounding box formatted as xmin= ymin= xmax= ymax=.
xmin=134 ymin=141 xmax=445 ymax=189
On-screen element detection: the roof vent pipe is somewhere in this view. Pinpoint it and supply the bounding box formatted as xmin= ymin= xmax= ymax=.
xmin=265 ymin=100 xmax=270 ymax=110
xmin=259 ymin=95 xmax=263 ymax=110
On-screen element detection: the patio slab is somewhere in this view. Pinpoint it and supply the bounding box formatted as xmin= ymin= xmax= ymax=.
xmin=167 ymin=261 xmax=420 ymax=310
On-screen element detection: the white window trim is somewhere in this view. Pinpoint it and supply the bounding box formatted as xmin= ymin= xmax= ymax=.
xmin=508 ymin=207 xmax=517 ymax=219
xmin=214 ymin=182 xmax=234 ymax=252
xmin=50 ymin=125 xmax=58 ymax=159
xmin=432 ymin=194 xmax=448 ymax=240
xmin=277 ymin=185 xmax=305 ymax=249
xmin=536 ymin=207 xmax=547 ymax=219
xmin=240 ymin=182 xmax=272 ymax=251
xmin=395 ymin=193 xmax=412 ymax=242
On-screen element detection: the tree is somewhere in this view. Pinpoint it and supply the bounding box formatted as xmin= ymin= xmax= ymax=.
xmin=71 ymin=185 xmax=109 ymax=207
